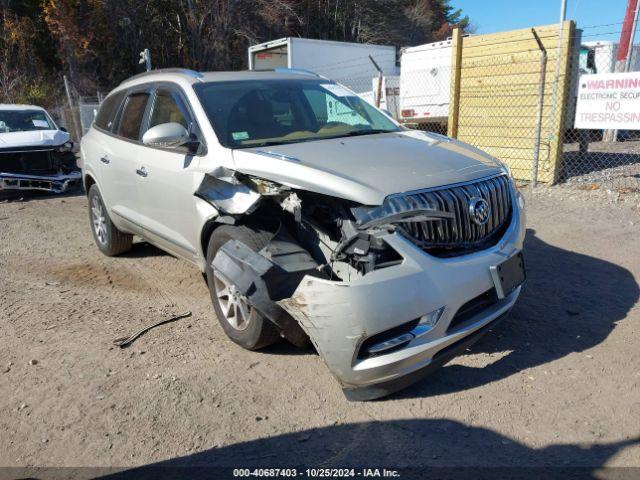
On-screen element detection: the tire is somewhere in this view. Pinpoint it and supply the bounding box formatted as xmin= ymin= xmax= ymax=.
xmin=205 ymin=224 xmax=281 ymax=350
xmin=88 ymin=184 xmax=133 ymax=256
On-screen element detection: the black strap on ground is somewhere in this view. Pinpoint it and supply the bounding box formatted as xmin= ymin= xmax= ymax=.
xmin=112 ymin=311 xmax=192 ymax=348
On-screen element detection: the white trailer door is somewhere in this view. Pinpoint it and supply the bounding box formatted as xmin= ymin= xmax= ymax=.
xmin=399 ymin=43 xmax=452 ymax=121
xmin=252 ymin=45 xmax=288 ymax=70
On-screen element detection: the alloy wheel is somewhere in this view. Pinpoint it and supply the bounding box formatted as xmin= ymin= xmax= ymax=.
xmin=91 ymin=195 xmax=108 ymax=245
xmin=213 ymin=271 xmax=253 ymax=331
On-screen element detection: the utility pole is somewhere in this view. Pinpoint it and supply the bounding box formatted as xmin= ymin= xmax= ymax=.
xmin=368 ymin=55 xmax=384 ymax=108
xmin=624 ymin=0 xmax=639 ymax=72
xmin=531 ymin=29 xmax=548 ymax=188
xmin=546 ymin=0 xmax=568 ymax=156
xmin=63 ymin=75 xmax=81 ymax=140
xmin=605 ymin=0 xmax=638 ymax=141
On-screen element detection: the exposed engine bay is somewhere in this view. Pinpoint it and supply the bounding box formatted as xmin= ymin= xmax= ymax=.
xmin=1 ymin=145 xmax=77 ymax=175
xmin=0 ymin=108 xmax=81 ymax=194
xmin=197 ymin=170 xmax=407 ymax=284
xmin=0 ymin=144 xmax=81 ymax=194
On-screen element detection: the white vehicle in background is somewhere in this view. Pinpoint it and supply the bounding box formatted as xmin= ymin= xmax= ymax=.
xmin=580 ymin=41 xmax=640 ymax=74
xmin=248 ymin=37 xmax=398 ymax=95
xmin=360 ymin=75 xmax=401 ymax=119
xmin=399 ymin=39 xmax=452 ymax=128
xmin=0 ymin=104 xmax=80 ymax=193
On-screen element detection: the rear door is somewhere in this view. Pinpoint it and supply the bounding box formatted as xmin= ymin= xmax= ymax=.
xmin=134 ymin=85 xmax=205 ymax=261
xmin=106 ymin=88 xmax=152 ymax=229
xmin=84 ymin=90 xmax=125 ymax=207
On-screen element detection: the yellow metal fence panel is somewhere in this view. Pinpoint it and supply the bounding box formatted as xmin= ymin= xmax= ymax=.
xmin=451 ymin=21 xmax=575 ymax=184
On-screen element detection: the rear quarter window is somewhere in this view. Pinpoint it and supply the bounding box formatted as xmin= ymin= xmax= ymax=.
xmin=94 ymin=91 xmax=125 ymax=131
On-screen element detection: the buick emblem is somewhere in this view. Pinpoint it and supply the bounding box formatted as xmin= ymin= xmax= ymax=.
xmin=469 ymin=197 xmax=491 ymax=225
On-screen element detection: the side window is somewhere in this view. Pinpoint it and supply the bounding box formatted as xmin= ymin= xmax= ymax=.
xmin=148 ymin=89 xmax=190 ymax=130
xmin=94 ymin=91 xmax=125 ymax=131
xmin=117 ymin=92 xmax=150 ymax=140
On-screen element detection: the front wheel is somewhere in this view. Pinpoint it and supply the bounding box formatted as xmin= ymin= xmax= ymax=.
xmin=87 ymin=184 xmax=133 ymax=256
xmin=205 ymin=225 xmax=281 ymax=350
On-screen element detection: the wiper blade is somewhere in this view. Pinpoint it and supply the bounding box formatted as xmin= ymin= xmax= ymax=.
xmin=246 ymin=137 xmax=319 ymax=147
xmin=343 ymin=129 xmax=393 ymax=137
xmin=244 ymin=130 xmax=393 ymax=147
xmin=248 ymin=140 xmax=290 ymax=147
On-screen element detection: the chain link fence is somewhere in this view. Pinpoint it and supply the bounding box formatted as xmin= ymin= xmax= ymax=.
xmin=78 ymin=96 xmax=101 ymax=135
xmin=562 ymin=24 xmax=640 ymax=192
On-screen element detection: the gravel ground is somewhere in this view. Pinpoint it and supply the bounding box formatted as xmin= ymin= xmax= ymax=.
xmin=562 ymin=139 xmax=640 ymax=192
xmin=0 ymin=187 xmax=639 ymax=474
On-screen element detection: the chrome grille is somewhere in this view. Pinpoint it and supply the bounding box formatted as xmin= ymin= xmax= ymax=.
xmin=389 ymin=174 xmax=513 ymax=254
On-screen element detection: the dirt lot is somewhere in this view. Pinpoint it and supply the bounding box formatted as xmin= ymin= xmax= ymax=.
xmin=1 ymin=186 xmax=639 ymax=473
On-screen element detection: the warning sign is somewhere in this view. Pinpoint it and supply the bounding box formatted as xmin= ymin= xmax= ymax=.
xmin=575 ymin=72 xmax=640 ymax=130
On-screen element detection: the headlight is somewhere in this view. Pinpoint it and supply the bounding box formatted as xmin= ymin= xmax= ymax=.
xmin=56 ymin=141 xmax=73 ymax=153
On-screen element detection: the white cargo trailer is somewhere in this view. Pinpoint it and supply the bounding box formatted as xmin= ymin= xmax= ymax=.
xmin=398 ymin=39 xmax=452 ymax=126
xmin=396 ymin=37 xmax=625 ymax=130
xmin=248 ymin=37 xmax=397 ymax=94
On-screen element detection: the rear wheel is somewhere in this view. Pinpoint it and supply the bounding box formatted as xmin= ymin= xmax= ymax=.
xmin=88 ymin=184 xmax=133 ymax=256
xmin=205 ymin=225 xmax=280 ymax=350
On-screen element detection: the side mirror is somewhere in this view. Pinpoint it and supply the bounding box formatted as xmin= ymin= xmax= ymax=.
xmin=142 ymin=122 xmax=195 ymax=150
xmin=59 ymin=127 xmax=68 ymax=133
xmin=381 ymin=108 xmax=393 ymax=118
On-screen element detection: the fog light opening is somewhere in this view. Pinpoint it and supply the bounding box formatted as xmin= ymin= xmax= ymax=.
xmin=413 ymin=307 xmax=445 ymax=338
xmin=361 ymin=307 xmax=445 ymax=358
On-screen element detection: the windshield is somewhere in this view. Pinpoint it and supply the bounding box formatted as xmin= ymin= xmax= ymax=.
xmin=0 ymin=109 xmax=55 ymax=133
xmin=194 ymin=79 xmax=401 ymax=148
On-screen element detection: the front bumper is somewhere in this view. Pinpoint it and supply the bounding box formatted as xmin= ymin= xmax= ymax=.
xmin=278 ymin=200 xmax=526 ymax=400
xmin=0 ymin=170 xmax=81 ymax=194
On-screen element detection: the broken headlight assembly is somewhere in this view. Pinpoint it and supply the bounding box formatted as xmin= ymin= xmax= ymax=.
xmin=196 ymin=171 xmax=405 ymax=280
xmin=333 ymin=228 xmax=403 ymax=276
xmin=293 ymin=193 xmax=404 ymax=278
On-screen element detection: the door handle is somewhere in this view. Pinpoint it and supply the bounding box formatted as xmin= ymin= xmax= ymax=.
xmin=136 ymin=166 xmax=148 ymax=177
xmin=100 ymin=156 xmax=110 ymax=164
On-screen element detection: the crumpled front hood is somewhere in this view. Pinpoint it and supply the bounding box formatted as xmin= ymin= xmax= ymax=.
xmin=0 ymin=130 xmax=69 ymax=149
xmin=232 ymin=130 xmax=504 ymax=205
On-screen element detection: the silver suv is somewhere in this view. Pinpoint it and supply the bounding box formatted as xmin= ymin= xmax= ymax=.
xmin=81 ymin=68 xmax=526 ymax=400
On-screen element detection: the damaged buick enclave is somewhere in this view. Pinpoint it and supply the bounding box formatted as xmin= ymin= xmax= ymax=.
xmin=0 ymin=104 xmax=80 ymax=193
xmin=81 ymin=68 xmax=526 ymax=400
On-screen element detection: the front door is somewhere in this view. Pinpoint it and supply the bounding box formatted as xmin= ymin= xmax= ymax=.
xmin=134 ymin=87 xmax=203 ymax=261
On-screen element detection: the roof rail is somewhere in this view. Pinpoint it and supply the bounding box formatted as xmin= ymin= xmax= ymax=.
xmin=121 ymin=68 xmax=203 ymax=84
xmin=272 ymin=67 xmax=321 ymax=77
